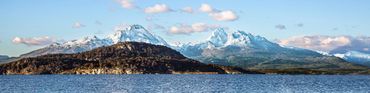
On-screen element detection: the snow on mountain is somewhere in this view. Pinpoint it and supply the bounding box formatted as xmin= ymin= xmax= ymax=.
xmin=210 ymin=29 xmax=280 ymax=49
xmin=176 ymin=28 xmax=283 ymax=56
xmin=20 ymin=24 xmax=369 ymax=68
xmin=55 ymin=36 xmax=112 ymax=50
xmin=21 ymin=24 xmax=168 ymax=57
xmin=315 ymin=51 xmax=332 ymax=56
xmin=107 ymin=24 xmax=168 ymax=46
xmin=225 ymin=31 xmax=280 ymax=49
xmin=283 ymin=44 xmax=370 ymax=66
xmin=334 ymin=51 xmax=370 ymax=64
xmin=207 ymin=28 xmax=228 ymax=47
xmin=175 ymin=28 xmax=367 ymax=70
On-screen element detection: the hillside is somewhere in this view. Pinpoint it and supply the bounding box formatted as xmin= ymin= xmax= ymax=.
xmin=0 ymin=42 xmax=253 ymax=75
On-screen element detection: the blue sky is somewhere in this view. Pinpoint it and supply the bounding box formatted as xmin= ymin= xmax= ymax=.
xmin=1 ymin=0 xmax=370 ymax=56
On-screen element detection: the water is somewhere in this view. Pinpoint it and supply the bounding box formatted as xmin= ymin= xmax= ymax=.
xmin=0 ymin=75 xmax=370 ymax=93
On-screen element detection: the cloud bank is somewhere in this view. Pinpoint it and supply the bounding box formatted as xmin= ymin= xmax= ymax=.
xmin=12 ymin=36 xmax=55 ymax=46
xmin=277 ymin=36 xmax=370 ymax=54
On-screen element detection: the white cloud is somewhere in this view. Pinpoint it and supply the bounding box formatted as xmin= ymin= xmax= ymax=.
xmin=12 ymin=36 xmax=55 ymax=46
xmin=277 ymin=36 xmax=370 ymax=54
xmin=198 ymin=4 xmax=239 ymax=21
xmin=169 ymin=23 xmax=220 ymax=34
xmin=182 ymin=7 xmax=193 ymax=13
xmin=72 ymin=22 xmax=85 ymax=29
xmin=116 ymin=0 xmax=135 ymax=9
xmin=199 ymin=4 xmax=213 ymax=13
xmin=144 ymin=4 xmax=172 ymax=14
xmin=209 ymin=10 xmax=238 ymax=21
xmin=275 ymin=24 xmax=287 ymax=30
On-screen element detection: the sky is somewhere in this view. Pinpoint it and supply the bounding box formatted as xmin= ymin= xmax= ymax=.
xmin=1 ymin=0 xmax=370 ymax=56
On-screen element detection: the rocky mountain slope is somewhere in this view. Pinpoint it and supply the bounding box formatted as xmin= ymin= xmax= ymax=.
xmin=0 ymin=42 xmax=253 ymax=75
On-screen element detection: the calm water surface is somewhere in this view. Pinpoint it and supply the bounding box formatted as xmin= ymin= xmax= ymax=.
xmin=0 ymin=75 xmax=369 ymax=93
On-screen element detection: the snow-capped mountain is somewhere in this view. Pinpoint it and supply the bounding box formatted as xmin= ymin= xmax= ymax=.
xmin=312 ymin=50 xmax=370 ymax=67
xmin=180 ymin=28 xmax=281 ymax=49
xmin=175 ymin=28 xmax=365 ymax=69
xmin=176 ymin=28 xmax=317 ymax=57
xmin=333 ymin=51 xmax=370 ymax=66
xmin=107 ymin=24 xmax=168 ymax=46
xmin=21 ymin=24 xmax=168 ymax=57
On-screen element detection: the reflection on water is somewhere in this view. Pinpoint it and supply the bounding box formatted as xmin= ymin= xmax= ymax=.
xmin=0 ymin=75 xmax=370 ymax=93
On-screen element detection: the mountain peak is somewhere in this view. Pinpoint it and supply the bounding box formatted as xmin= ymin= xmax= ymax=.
xmin=206 ymin=29 xmax=271 ymax=47
xmin=114 ymin=24 xmax=146 ymax=31
xmin=225 ymin=30 xmax=254 ymax=46
xmin=107 ymin=24 xmax=168 ymax=45
xmin=225 ymin=30 xmax=278 ymax=49
xmin=207 ymin=28 xmax=228 ymax=47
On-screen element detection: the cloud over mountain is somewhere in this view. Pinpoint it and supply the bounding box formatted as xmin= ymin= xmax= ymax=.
xmin=144 ymin=4 xmax=172 ymax=14
xmin=198 ymin=4 xmax=239 ymax=21
xmin=169 ymin=23 xmax=220 ymax=34
xmin=116 ymin=0 xmax=136 ymax=9
xmin=277 ymin=35 xmax=370 ymax=53
xmin=199 ymin=4 xmax=214 ymax=13
xmin=209 ymin=10 xmax=238 ymax=21
xmin=12 ymin=36 xmax=55 ymax=46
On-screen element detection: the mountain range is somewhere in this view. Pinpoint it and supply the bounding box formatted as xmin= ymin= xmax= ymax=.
xmin=175 ymin=28 xmax=367 ymax=70
xmin=16 ymin=24 xmax=370 ymax=71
